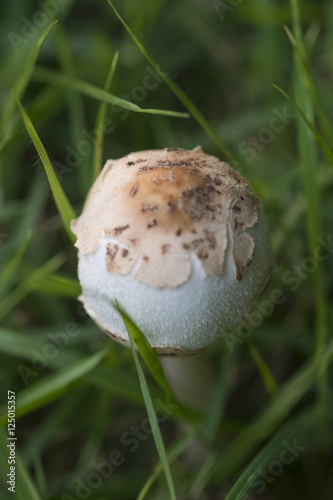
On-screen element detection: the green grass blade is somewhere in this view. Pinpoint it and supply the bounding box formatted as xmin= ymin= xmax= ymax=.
xmin=116 ymin=300 xmax=172 ymax=397
xmin=32 ymin=451 xmax=48 ymax=500
xmin=16 ymin=97 xmax=76 ymax=243
xmin=0 ymin=350 xmax=107 ymax=425
xmin=55 ymin=23 xmax=90 ymax=197
xmin=93 ymin=52 xmax=119 ymax=179
xmin=291 ymin=0 xmax=328 ymax=403
xmin=273 ymin=85 xmax=333 ymax=166
xmin=202 ymin=347 xmax=234 ymax=444
xmin=283 ymin=24 xmax=333 ymax=147
xmin=137 ymin=430 xmax=194 ymax=500
xmin=106 ymin=0 xmax=235 ymax=163
xmin=224 ymin=407 xmax=320 ymax=500
xmin=33 ymin=273 xmax=82 ymax=298
xmin=247 ymin=341 xmax=278 ymax=395
xmin=33 ymin=67 xmax=189 ymax=118
xmin=0 ymin=253 xmax=65 ymax=321
xmin=0 ymin=428 xmax=42 ymax=500
xmin=1 ymin=21 xmax=58 ymax=133
xmin=126 ymin=325 xmax=177 ymax=500
xmin=211 ymin=339 xmax=333 ymax=484
xmin=0 ymin=230 xmax=31 ymax=297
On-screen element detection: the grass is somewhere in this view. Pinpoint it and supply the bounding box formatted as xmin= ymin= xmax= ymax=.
xmin=0 ymin=0 xmax=332 ymax=499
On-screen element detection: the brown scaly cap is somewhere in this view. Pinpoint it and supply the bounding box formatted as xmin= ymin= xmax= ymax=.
xmin=71 ymin=146 xmax=259 ymax=288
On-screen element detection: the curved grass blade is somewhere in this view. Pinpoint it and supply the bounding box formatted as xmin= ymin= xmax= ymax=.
xmin=273 ymin=85 xmax=333 ymax=167
xmin=290 ymin=0 xmax=328 ymax=404
xmin=55 ymin=22 xmax=90 ymax=197
xmin=126 ymin=323 xmax=177 ymax=500
xmin=16 ymin=97 xmax=76 ymax=243
xmin=93 ymin=52 xmax=119 ymax=179
xmin=0 ymin=428 xmax=42 ymax=500
xmin=224 ymin=407 xmax=320 ymax=500
xmin=283 ymin=24 xmax=333 ymax=147
xmin=210 ymin=339 xmax=333 ymax=484
xmin=1 ymin=21 xmax=58 ymax=133
xmin=247 ymin=341 xmax=278 ymax=395
xmin=0 ymin=253 xmax=65 ymax=321
xmin=33 ymin=273 xmax=82 ymax=298
xmin=115 ymin=300 xmax=172 ymax=397
xmin=106 ymin=0 xmax=235 ymax=164
xmin=137 ymin=430 xmax=194 ymax=500
xmin=33 ymin=67 xmax=189 ymax=118
xmin=202 ymin=346 xmax=234 ymax=444
xmin=0 ymin=350 xmax=107 ymax=426
xmin=0 ymin=230 xmax=31 ymax=297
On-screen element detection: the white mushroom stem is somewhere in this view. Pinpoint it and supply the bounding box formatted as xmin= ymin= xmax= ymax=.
xmin=160 ymin=351 xmax=213 ymax=411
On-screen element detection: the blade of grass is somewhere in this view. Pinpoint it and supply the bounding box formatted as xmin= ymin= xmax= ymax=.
xmin=0 ymin=229 xmax=31 ymax=297
xmin=93 ymin=52 xmax=119 ymax=179
xmin=291 ymin=0 xmax=328 ymax=404
xmin=1 ymin=21 xmax=58 ymax=134
xmin=224 ymin=406 xmax=321 ymax=500
xmin=273 ymin=85 xmax=333 ymax=166
xmin=137 ymin=430 xmax=194 ymax=500
xmin=33 ymin=67 xmax=189 ymax=118
xmin=202 ymin=348 xmax=234 ymax=444
xmin=247 ymin=341 xmax=278 ymax=395
xmin=106 ymin=0 xmax=236 ymax=164
xmin=283 ymin=24 xmax=333 ymax=147
xmin=126 ymin=324 xmax=177 ymax=500
xmin=16 ymin=97 xmax=76 ymax=243
xmin=0 ymin=349 xmax=107 ymax=425
xmin=33 ymin=273 xmax=82 ymax=298
xmin=32 ymin=452 xmax=48 ymax=500
xmin=116 ymin=300 xmax=173 ymax=397
xmin=0 ymin=253 xmax=66 ymax=321
xmin=55 ymin=23 xmax=90 ymax=197
xmin=0 ymin=428 xmax=42 ymax=500
xmin=210 ymin=339 xmax=333 ymax=484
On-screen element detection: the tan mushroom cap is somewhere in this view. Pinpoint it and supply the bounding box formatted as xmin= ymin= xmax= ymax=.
xmin=71 ymin=146 xmax=259 ymax=288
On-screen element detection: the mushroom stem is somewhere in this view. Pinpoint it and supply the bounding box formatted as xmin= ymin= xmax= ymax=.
xmin=159 ymin=350 xmax=213 ymax=411
xmin=160 ymin=350 xmax=214 ymax=467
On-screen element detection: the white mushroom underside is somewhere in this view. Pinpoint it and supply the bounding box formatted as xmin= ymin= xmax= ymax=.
xmin=78 ymin=209 xmax=271 ymax=353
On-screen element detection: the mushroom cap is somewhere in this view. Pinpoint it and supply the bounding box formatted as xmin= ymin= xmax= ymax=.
xmin=72 ymin=147 xmax=271 ymax=354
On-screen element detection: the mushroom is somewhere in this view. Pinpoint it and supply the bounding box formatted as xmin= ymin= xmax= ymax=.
xmin=71 ymin=146 xmax=271 ymax=405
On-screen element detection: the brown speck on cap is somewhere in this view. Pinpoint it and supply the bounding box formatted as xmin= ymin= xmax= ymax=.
xmin=71 ymin=146 xmax=259 ymax=287
xmin=113 ymin=225 xmax=129 ymax=236
xmin=129 ymin=184 xmax=139 ymax=197
xmin=148 ymin=219 xmax=157 ymax=228
xmin=162 ymin=244 xmax=171 ymax=254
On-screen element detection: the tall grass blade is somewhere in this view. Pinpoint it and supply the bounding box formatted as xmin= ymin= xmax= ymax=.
xmin=224 ymin=407 xmax=320 ymax=500
xmin=116 ymin=300 xmax=172 ymax=397
xmin=0 ymin=253 xmax=65 ymax=321
xmin=16 ymin=98 xmax=76 ymax=243
xmin=93 ymin=52 xmax=119 ymax=179
xmin=283 ymin=24 xmax=333 ymax=147
xmin=0 ymin=350 xmax=107 ymax=425
xmin=273 ymin=85 xmax=333 ymax=166
xmin=106 ymin=0 xmax=236 ymax=164
xmin=0 ymin=230 xmax=31 ymax=297
xmin=33 ymin=67 xmax=189 ymax=118
xmin=0 ymin=428 xmax=42 ymax=499
xmin=1 ymin=21 xmax=58 ymax=134
xmin=290 ymin=0 xmax=328 ymax=402
xmin=210 ymin=339 xmax=333 ymax=483
xmin=55 ymin=23 xmax=90 ymax=197
xmin=137 ymin=430 xmax=194 ymax=500
xmin=126 ymin=324 xmax=177 ymax=500
xmin=247 ymin=341 xmax=278 ymax=395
